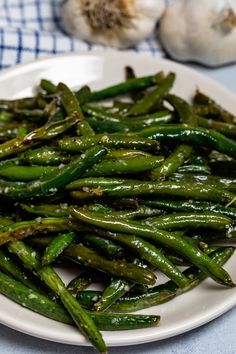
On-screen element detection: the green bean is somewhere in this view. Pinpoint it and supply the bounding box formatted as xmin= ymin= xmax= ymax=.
xmin=164 ymin=253 xmax=190 ymax=267
xmin=86 ymin=205 xmax=134 ymax=218
xmin=152 ymin=94 xmax=196 ymax=180
xmin=65 ymin=243 xmax=156 ymax=286
xmin=40 ymin=79 xmax=57 ymax=94
xmin=181 ymin=235 xmax=206 ymax=249
xmin=197 ymin=116 xmax=236 ymax=138
xmin=170 ymin=173 xmax=236 ymax=192
xmin=138 ymin=124 xmax=236 ymax=159
xmin=209 ymin=150 xmax=232 ymax=162
xmin=108 ymin=246 xmax=235 ymax=312
xmin=43 ymin=98 xmax=59 ymax=118
xmin=0 ymin=124 xmax=30 ymax=140
xmin=42 ymin=232 xmax=76 ymax=266
xmin=87 ymin=204 xmax=114 ymax=213
xmin=89 ymin=73 xmax=164 ymax=101
xmin=0 ymin=121 xmax=30 ymax=131
xmin=82 ymin=234 xmax=123 ymax=258
xmin=83 ymin=105 xmax=124 ymax=121
xmin=0 ymin=217 xmax=15 ymax=227
xmin=140 ymin=199 xmax=236 ymax=219
xmin=125 ymin=66 xmax=136 ymax=81
xmin=66 ymin=177 xmax=141 ymax=190
xmin=192 ymin=104 xmax=220 ymax=117
xmin=82 ymin=156 xmax=164 ymax=177
xmin=129 ymin=111 xmax=174 ymax=123
xmin=112 ymin=101 xmax=133 ymax=114
xmin=47 ymin=109 xmax=65 ymax=123
xmin=126 ymin=73 xmax=175 ymax=116
xmin=227 ymin=230 xmax=236 ymax=239
xmin=125 ymin=66 xmax=135 ymax=80
xmin=0 ymin=114 xmax=80 ymax=160
xmin=77 ymin=121 xmax=95 ymax=136
xmin=103 ymin=206 xmax=162 ymax=220
xmin=0 ymin=146 xmax=107 ymax=199
xmin=13 ymin=108 xmax=45 ymax=119
xmin=21 ymin=146 xmax=69 ymax=166
xmin=76 ymin=290 xmax=102 ymax=313
xmin=0 ymin=111 xmax=14 ymax=122
xmin=20 ymin=203 xmax=70 ymax=217
xmin=184 ymin=149 xmax=208 ymax=166
xmin=0 ymin=217 xmax=76 ymax=246
xmin=86 ymin=312 xmax=161 ymax=330
xmin=71 ymin=208 xmax=234 ymax=287
xmin=8 ymin=241 xmax=107 ymax=354
xmin=193 ymin=90 xmax=236 ymax=124
xmin=0 ymin=248 xmax=44 ymax=293
xmin=45 ymin=106 xmax=64 ymax=122
xmin=88 ymin=204 xmax=160 ymax=220
xmin=70 ymin=190 xmax=101 ymax=200
xmin=0 ymin=269 xmax=73 ymax=323
xmin=151 ymin=144 xmax=192 ymax=180
xmin=57 ymin=134 xmax=160 ymax=153
xmin=125 ymin=66 xmax=143 ymax=101
xmin=141 ymin=212 xmax=232 ymax=231
xmin=84 ymin=106 xmax=173 ymax=132
xmin=176 ymin=165 xmax=211 ymax=174
xmin=75 ymin=85 xmax=92 ymax=105
xmin=86 ymin=116 xmax=130 ymax=133
xmin=76 ymin=290 xmax=101 ymax=309
xmin=67 ymin=269 xmax=98 ymax=295
xmin=128 ymin=111 xmax=174 ymax=129
xmin=92 ymin=230 xmax=189 ymax=288
xmin=166 ymin=94 xmax=196 ymax=126
xmin=58 ymin=82 xmax=84 ymax=118
xmin=72 ymin=181 xmax=236 ymax=205
xmin=0 ymin=158 xmax=21 ymax=170
xmin=101 ymin=198 xmax=139 ymax=210
xmin=0 ymin=165 xmax=56 ymax=181
xmin=0 ymin=97 xmax=39 ymax=111
xmin=106 ymin=149 xmax=152 ymax=159
xmin=94 ymin=278 xmax=133 ymax=312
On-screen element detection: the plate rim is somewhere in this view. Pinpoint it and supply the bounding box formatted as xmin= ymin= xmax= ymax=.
xmin=0 ymin=51 xmax=235 ymax=347
xmin=0 ymin=50 xmax=235 ymax=102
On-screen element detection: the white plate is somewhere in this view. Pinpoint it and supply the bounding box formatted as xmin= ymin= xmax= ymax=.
xmin=0 ymin=52 xmax=236 ymax=347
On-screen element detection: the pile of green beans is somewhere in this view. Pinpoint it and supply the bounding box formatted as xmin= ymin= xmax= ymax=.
xmin=0 ymin=68 xmax=235 ymax=353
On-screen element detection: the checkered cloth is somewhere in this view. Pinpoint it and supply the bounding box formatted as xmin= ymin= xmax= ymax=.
xmin=0 ymin=0 xmax=173 ymax=70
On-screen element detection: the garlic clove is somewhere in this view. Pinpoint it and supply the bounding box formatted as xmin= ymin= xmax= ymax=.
xmin=61 ymin=0 xmax=166 ymax=49
xmin=159 ymin=0 xmax=236 ymax=67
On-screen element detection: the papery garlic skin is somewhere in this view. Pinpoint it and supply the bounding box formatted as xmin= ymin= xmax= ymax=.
xmin=160 ymin=0 xmax=236 ymax=67
xmin=61 ymin=0 xmax=166 ymax=49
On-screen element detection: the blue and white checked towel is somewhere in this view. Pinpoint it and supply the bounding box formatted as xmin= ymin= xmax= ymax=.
xmin=0 ymin=0 xmax=173 ymax=70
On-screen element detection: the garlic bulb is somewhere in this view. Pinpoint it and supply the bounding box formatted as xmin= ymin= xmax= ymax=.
xmin=61 ymin=0 xmax=166 ymax=49
xmin=160 ymin=0 xmax=236 ymax=67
